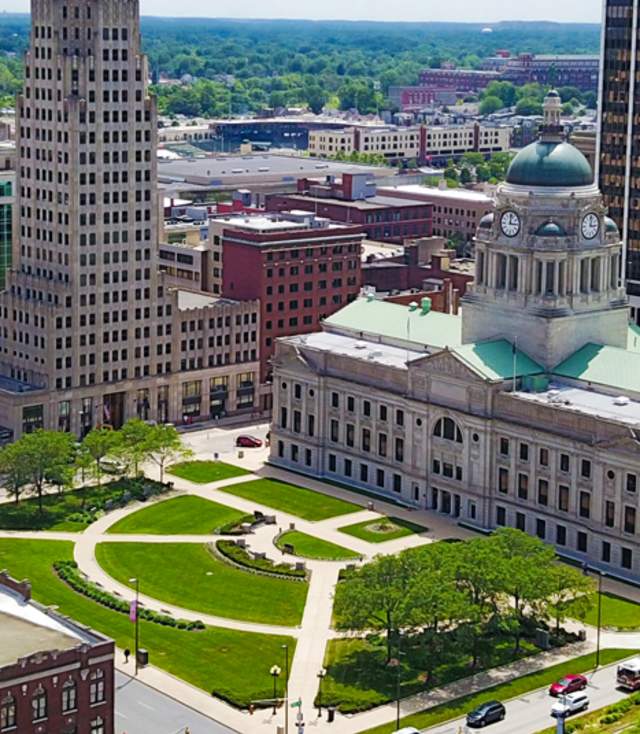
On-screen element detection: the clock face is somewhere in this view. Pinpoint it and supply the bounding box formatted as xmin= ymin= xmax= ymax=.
xmin=501 ymin=211 xmax=521 ymax=238
xmin=582 ymin=213 xmax=600 ymax=240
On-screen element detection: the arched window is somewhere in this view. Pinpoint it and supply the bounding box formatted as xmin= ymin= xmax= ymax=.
xmin=434 ymin=417 xmax=463 ymax=443
xmin=62 ymin=678 xmax=77 ymax=713
xmin=1 ymin=693 xmax=16 ymax=730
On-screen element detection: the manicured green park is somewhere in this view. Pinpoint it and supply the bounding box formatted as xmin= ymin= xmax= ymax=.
xmin=339 ymin=517 xmax=427 ymax=544
xmin=107 ymin=495 xmax=246 ymax=535
xmin=0 ymin=539 xmax=296 ymax=708
xmin=359 ymin=650 xmax=635 ymax=734
xmin=218 ymin=478 xmax=360 ymax=521
xmin=96 ymin=541 xmax=308 ymax=626
xmin=276 ymin=530 xmax=361 ymax=561
xmin=168 ymin=460 xmax=249 ymax=484
xmin=570 ymin=592 xmax=640 ymax=631
xmin=0 ymin=480 xmax=167 ymax=531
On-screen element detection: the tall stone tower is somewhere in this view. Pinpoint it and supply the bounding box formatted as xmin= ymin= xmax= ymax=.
xmin=0 ymin=0 xmax=262 ymax=437
xmin=462 ymin=91 xmax=629 ymax=369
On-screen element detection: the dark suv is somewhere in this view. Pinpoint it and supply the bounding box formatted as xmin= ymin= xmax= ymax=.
xmin=466 ymin=700 xmax=506 ymax=727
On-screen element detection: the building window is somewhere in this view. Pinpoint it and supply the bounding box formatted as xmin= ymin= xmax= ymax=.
xmin=539 ymin=447 xmax=549 ymax=466
xmin=556 ymin=525 xmax=567 ymax=546
xmin=434 ymin=417 xmax=463 ymax=443
xmin=536 ymin=519 xmax=546 ymax=539
xmin=605 ymin=501 xmax=616 ymax=528
xmin=602 ymin=541 xmax=611 ymax=564
xmin=62 ymin=679 xmax=77 ymax=713
xmin=516 ymin=512 xmax=526 ymax=531
xmin=517 ymin=473 xmax=529 ymax=500
xmin=519 ymin=443 xmax=529 ymax=462
xmin=31 ymin=687 xmax=46 ymax=721
xmin=1 ymin=694 xmax=16 ymax=730
xmin=625 ymin=506 xmax=636 ymax=535
xmin=627 ymin=473 xmax=637 ymax=493
xmin=560 ymin=453 xmax=570 ymax=473
xmin=579 ymin=491 xmax=591 ymax=519
xmin=498 ymin=467 xmax=509 ymax=494
xmin=577 ymin=531 xmax=588 ymax=553
xmin=499 ymin=438 xmax=510 ymax=456
xmin=558 ymin=485 xmax=569 ymax=512
xmin=580 ymin=459 xmax=592 ymax=479
xmin=496 ymin=506 xmax=506 ymax=526
xmin=90 ymin=669 xmax=105 ymax=705
xmin=537 ymin=479 xmax=549 ymax=506
xmin=622 ymin=547 xmax=633 ymax=570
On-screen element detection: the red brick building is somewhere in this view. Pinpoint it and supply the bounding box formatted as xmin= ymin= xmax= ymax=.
xmin=0 ymin=573 xmax=115 ymax=734
xmin=220 ymin=213 xmax=365 ymax=397
xmin=265 ymin=174 xmax=433 ymax=244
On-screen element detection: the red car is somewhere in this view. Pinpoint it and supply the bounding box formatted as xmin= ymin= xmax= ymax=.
xmin=549 ymin=674 xmax=588 ymax=697
xmin=236 ymin=435 xmax=263 ymax=448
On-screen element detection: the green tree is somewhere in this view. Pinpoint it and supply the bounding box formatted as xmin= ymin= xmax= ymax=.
xmin=81 ymin=428 xmax=122 ymax=488
xmin=147 ymin=423 xmax=192 ymax=484
xmin=479 ymin=95 xmax=503 ymax=116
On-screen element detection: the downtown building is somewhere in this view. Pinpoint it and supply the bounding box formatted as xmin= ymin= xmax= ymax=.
xmin=0 ymin=0 xmax=261 ymax=439
xmin=598 ymin=0 xmax=640 ymax=324
xmin=270 ymin=93 xmax=640 ymax=581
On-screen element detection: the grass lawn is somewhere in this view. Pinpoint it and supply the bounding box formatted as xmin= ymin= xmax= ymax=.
xmin=168 ymin=460 xmax=249 ymax=484
xmin=323 ymin=633 xmax=541 ymax=714
xmin=535 ymin=691 xmax=640 ymax=734
xmin=339 ymin=517 xmax=427 ymax=544
xmin=107 ymin=495 xmax=246 ymax=535
xmin=0 ymin=539 xmax=296 ymax=709
xmin=275 ymin=530 xmax=361 ymax=561
xmin=218 ymin=479 xmax=360 ymax=521
xmin=570 ymin=592 xmax=640 ymax=630
xmin=96 ymin=541 xmax=308 ymax=626
xmin=0 ymin=481 xmax=144 ymax=531
xmin=358 ymin=649 xmax=634 ymax=734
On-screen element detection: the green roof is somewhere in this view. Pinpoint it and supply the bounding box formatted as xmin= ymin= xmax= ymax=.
xmin=506 ymin=141 xmax=593 ymax=188
xmin=554 ymin=343 xmax=640 ymax=394
xmin=454 ymin=340 xmax=545 ymax=382
xmin=324 ymin=298 xmax=462 ymax=350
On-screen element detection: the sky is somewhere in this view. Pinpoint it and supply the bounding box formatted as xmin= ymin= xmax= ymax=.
xmin=1 ymin=0 xmax=603 ymax=23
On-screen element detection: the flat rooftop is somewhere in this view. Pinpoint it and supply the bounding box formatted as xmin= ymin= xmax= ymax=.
xmin=158 ymin=154 xmax=389 ymax=187
xmin=515 ymin=383 xmax=640 ymax=428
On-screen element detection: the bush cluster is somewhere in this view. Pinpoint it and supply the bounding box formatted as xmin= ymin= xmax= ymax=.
xmin=215 ymin=540 xmax=306 ymax=579
xmin=54 ymin=560 xmax=205 ymax=631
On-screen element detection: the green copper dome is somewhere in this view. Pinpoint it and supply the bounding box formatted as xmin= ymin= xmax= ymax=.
xmin=506 ymin=141 xmax=593 ymax=188
xmin=535 ymin=221 xmax=567 ymax=237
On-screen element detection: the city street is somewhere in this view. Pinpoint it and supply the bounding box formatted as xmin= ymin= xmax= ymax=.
xmin=422 ymin=662 xmax=629 ymax=733
xmin=115 ymin=671 xmax=238 ymax=734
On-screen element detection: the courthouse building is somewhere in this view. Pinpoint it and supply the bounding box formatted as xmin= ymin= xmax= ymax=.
xmin=270 ymin=92 xmax=640 ymax=580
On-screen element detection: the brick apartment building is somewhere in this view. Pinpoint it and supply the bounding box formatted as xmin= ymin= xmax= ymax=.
xmin=265 ymin=174 xmax=433 ymax=244
xmin=219 ymin=213 xmax=365 ymax=400
xmin=0 ymin=573 xmax=114 ymax=734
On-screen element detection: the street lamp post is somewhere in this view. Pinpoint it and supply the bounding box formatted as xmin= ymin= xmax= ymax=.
xmin=129 ymin=577 xmax=140 ymax=676
xmin=317 ymin=668 xmax=327 ymax=718
xmin=282 ymin=644 xmax=289 ymax=734
xmin=270 ymin=665 xmax=281 ymax=716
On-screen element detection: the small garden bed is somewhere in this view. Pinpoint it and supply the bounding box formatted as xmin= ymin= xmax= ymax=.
xmin=215 ymin=540 xmax=307 ymax=580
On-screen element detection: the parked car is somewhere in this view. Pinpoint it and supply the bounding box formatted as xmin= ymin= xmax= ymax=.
xmin=466 ymin=700 xmax=506 ymax=727
xmin=550 ymin=692 xmax=590 ymax=718
xmin=549 ymin=674 xmax=588 ymax=697
xmin=235 ymin=435 xmax=263 ymax=448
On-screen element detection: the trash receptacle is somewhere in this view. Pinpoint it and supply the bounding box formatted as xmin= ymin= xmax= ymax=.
xmin=327 ymin=706 xmax=336 ymax=723
xmin=136 ymin=648 xmax=149 ymax=667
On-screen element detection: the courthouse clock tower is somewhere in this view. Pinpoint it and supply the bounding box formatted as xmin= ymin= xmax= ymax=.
xmin=462 ymin=91 xmax=629 ymax=369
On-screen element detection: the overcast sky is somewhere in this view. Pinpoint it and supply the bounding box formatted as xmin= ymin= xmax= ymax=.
xmin=1 ymin=0 xmax=603 ymax=22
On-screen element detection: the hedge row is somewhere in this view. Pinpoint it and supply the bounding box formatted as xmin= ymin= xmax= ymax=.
xmin=214 ymin=540 xmax=307 ymax=580
xmin=53 ymin=560 xmax=205 ymax=631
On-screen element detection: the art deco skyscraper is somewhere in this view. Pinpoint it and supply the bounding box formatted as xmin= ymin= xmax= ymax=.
xmin=0 ymin=0 xmax=261 ymax=438
xmin=597 ymin=0 xmax=640 ymax=322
